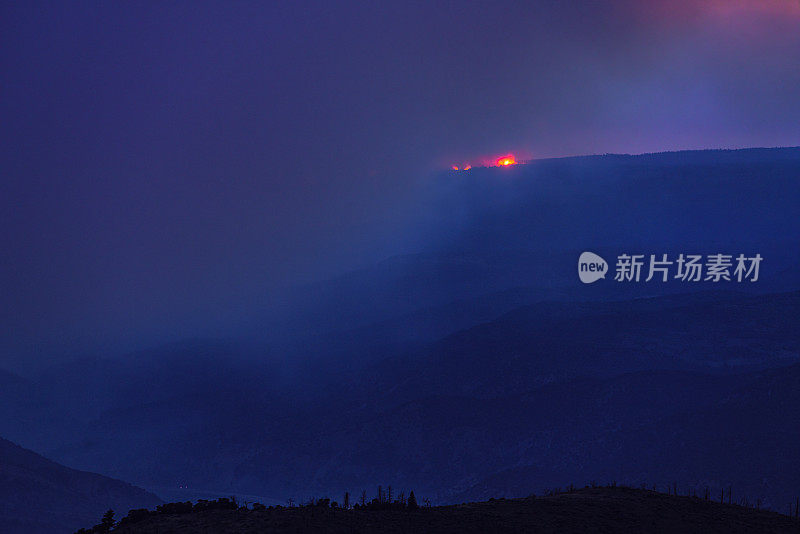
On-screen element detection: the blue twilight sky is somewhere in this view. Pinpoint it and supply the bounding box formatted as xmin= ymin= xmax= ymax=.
xmin=1 ymin=1 xmax=799 ymax=365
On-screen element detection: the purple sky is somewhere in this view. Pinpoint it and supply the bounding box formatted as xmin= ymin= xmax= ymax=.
xmin=1 ymin=1 xmax=799 ymax=365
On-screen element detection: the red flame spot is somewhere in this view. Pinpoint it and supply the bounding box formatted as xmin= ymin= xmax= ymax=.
xmin=452 ymin=165 xmax=460 ymax=171
xmin=495 ymin=155 xmax=516 ymax=166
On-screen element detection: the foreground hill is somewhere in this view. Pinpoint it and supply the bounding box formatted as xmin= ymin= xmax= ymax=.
xmin=107 ymin=487 xmax=798 ymax=533
xmin=0 ymin=437 xmax=161 ymax=534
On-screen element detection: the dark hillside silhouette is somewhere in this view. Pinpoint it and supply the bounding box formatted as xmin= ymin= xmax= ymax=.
xmin=0 ymin=437 xmax=161 ymax=534
xmin=83 ymin=486 xmax=800 ymax=533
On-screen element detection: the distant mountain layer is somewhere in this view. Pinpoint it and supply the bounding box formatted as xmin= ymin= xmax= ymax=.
xmin=0 ymin=437 xmax=161 ymax=534
xmin=108 ymin=487 xmax=798 ymax=533
xmin=246 ymin=147 xmax=800 ymax=346
xmin=36 ymin=290 xmax=800 ymax=513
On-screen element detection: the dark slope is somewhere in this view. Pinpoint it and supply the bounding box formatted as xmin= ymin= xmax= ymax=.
xmin=0 ymin=437 xmax=161 ymax=534
xmin=44 ymin=291 xmax=800 ymax=508
xmin=454 ymin=362 xmax=800 ymax=511
xmin=109 ymin=487 xmax=799 ymax=533
xmin=610 ymin=361 xmax=800 ymax=509
xmin=359 ymin=290 xmax=800 ymax=401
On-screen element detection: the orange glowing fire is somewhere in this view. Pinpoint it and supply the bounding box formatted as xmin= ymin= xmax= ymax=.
xmin=451 ymin=155 xmax=516 ymax=171
xmin=451 ymin=164 xmax=473 ymax=172
xmin=495 ymin=155 xmax=516 ymax=166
